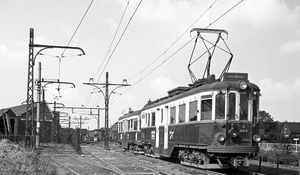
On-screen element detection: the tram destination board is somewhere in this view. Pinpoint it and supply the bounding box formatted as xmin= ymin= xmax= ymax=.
xmin=223 ymin=72 xmax=248 ymax=81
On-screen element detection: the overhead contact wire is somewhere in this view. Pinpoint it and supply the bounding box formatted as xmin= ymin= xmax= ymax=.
xmin=93 ymin=0 xmax=130 ymax=82
xmin=61 ymin=0 xmax=94 ymax=57
xmin=111 ymin=0 xmax=243 ymax=104
xmin=97 ymin=0 xmax=143 ymax=82
xmin=127 ymin=0 xmax=218 ymax=81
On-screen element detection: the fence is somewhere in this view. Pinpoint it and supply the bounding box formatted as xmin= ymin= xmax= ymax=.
xmin=0 ymin=128 xmax=81 ymax=153
xmin=259 ymin=142 xmax=300 ymax=152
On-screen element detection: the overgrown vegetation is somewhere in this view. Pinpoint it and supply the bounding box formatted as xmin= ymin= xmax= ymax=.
xmin=0 ymin=139 xmax=57 ymax=175
xmin=257 ymin=145 xmax=300 ymax=166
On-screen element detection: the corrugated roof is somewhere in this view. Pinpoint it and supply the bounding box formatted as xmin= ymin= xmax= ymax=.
xmin=10 ymin=103 xmax=35 ymax=116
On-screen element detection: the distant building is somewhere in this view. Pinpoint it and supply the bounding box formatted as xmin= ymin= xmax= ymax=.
xmin=279 ymin=122 xmax=300 ymax=143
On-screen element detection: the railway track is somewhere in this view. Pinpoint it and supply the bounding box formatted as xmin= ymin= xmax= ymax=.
xmin=45 ymin=143 xmax=267 ymax=175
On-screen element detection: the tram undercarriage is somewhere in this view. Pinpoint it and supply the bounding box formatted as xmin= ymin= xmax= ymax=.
xmin=178 ymin=149 xmax=250 ymax=169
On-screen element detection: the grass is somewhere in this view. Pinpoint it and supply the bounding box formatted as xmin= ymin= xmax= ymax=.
xmin=0 ymin=139 xmax=57 ymax=175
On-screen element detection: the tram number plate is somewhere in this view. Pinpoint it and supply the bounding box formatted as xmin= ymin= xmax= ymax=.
xmin=239 ymin=128 xmax=248 ymax=133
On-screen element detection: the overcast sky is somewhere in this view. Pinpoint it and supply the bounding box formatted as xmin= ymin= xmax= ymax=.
xmin=1 ymin=0 xmax=300 ymax=129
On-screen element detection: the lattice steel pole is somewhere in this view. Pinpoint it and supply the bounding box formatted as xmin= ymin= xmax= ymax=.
xmin=25 ymin=28 xmax=85 ymax=148
xmin=26 ymin=28 xmax=35 ymax=147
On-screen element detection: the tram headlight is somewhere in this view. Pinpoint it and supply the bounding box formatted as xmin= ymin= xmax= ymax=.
xmin=228 ymin=128 xmax=238 ymax=138
xmin=253 ymin=134 xmax=261 ymax=142
xmin=214 ymin=133 xmax=226 ymax=142
xmin=217 ymin=134 xmax=226 ymax=142
xmin=238 ymin=81 xmax=248 ymax=90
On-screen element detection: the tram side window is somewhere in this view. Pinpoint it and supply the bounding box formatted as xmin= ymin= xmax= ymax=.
xmin=240 ymin=94 xmax=249 ymax=120
xmin=215 ymin=94 xmax=225 ymax=119
xmin=201 ymin=99 xmax=212 ymax=120
xmin=148 ymin=113 xmax=150 ymax=127
xmin=179 ymin=104 xmax=186 ymax=123
xmin=228 ymin=93 xmax=236 ymax=120
xmin=127 ymin=120 xmax=130 ymax=131
xmin=170 ymin=106 xmax=176 ymax=124
xmin=139 ymin=118 xmax=141 ymax=130
xmin=134 ymin=118 xmax=137 ymax=130
xmin=151 ymin=112 xmax=155 ymax=126
xmin=189 ymin=101 xmax=198 ymax=121
xmin=161 ymin=109 xmax=164 ymax=123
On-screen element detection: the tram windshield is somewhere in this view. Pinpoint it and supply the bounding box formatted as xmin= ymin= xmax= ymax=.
xmin=240 ymin=94 xmax=249 ymax=120
xmin=227 ymin=92 xmax=250 ymax=121
xmin=215 ymin=93 xmax=225 ymax=119
xmin=228 ymin=93 xmax=236 ymax=120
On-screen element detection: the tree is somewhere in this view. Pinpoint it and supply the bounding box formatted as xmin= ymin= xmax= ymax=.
xmin=259 ymin=110 xmax=274 ymax=122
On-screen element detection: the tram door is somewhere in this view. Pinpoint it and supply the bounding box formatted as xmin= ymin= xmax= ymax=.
xmin=159 ymin=126 xmax=164 ymax=154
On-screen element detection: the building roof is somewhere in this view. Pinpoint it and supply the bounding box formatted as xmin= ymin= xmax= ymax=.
xmin=0 ymin=102 xmax=53 ymax=120
xmin=283 ymin=122 xmax=300 ymax=134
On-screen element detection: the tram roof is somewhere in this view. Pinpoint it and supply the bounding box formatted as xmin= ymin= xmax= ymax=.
xmin=118 ymin=110 xmax=141 ymax=121
xmin=142 ymin=76 xmax=260 ymax=110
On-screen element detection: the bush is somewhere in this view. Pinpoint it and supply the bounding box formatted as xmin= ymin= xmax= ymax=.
xmin=0 ymin=139 xmax=57 ymax=175
xmin=258 ymin=145 xmax=300 ymax=166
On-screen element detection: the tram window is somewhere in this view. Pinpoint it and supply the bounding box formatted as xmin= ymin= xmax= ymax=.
xmin=148 ymin=113 xmax=150 ymax=127
xmin=151 ymin=112 xmax=155 ymax=126
xmin=228 ymin=93 xmax=236 ymax=120
xmin=170 ymin=106 xmax=176 ymax=124
xmin=215 ymin=94 xmax=225 ymax=119
xmin=141 ymin=114 xmax=145 ymax=127
xmin=201 ymin=99 xmax=212 ymax=120
xmin=161 ymin=109 xmax=163 ymax=123
xmin=189 ymin=101 xmax=198 ymax=121
xmin=131 ymin=119 xmax=133 ymax=130
xmin=127 ymin=120 xmax=130 ymax=131
xmin=240 ymin=94 xmax=249 ymax=120
xmin=139 ymin=118 xmax=141 ymax=130
xmin=134 ymin=119 xmax=137 ymax=130
xmin=179 ymin=104 xmax=186 ymax=123
xmin=253 ymin=96 xmax=258 ymax=120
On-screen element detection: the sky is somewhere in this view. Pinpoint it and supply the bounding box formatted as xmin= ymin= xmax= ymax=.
xmin=1 ymin=0 xmax=300 ymax=130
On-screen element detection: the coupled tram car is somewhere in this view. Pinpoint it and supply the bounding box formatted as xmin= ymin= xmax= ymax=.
xmin=117 ymin=72 xmax=261 ymax=169
xmin=117 ymin=28 xmax=261 ymax=169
